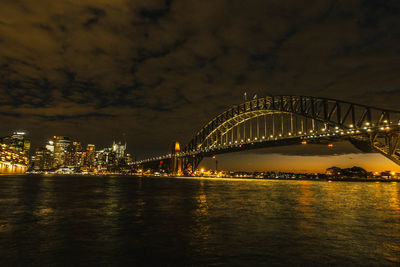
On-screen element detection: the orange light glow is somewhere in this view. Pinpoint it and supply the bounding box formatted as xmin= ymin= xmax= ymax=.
xmin=174 ymin=142 xmax=180 ymax=152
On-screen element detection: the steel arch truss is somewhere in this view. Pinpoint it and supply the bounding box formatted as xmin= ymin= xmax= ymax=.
xmin=133 ymin=96 xmax=400 ymax=170
xmin=185 ymin=95 xmax=400 ymax=166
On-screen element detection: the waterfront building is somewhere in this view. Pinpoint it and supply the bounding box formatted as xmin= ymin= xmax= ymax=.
xmin=30 ymin=136 xmax=131 ymax=173
xmin=95 ymin=148 xmax=111 ymax=167
xmin=86 ymin=144 xmax=96 ymax=168
xmin=23 ymin=139 xmax=31 ymax=155
xmin=45 ymin=140 xmax=54 ymax=152
xmin=33 ymin=148 xmax=53 ymax=170
xmin=112 ymin=141 xmax=126 ymax=159
xmin=1 ymin=132 xmax=31 ymax=155
xmin=66 ymin=141 xmax=83 ymax=167
xmin=10 ymin=132 xmax=26 ymax=152
xmin=0 ymin=143 xmax=29 ymax=173
xmin=125 ymin=153 xmax=133 ymax=166
xmin=53 ymin=136 xmax=72 ymax=167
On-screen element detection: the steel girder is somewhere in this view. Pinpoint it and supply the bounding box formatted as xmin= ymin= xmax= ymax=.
xmin=187 ymin=96 xmax=400 ymax=151
xmin=134 ymin=96 xmax=400 ymax=169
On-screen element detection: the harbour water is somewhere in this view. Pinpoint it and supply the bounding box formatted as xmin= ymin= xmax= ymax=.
xmin=0 ymin=175 xmax=399 ymax=266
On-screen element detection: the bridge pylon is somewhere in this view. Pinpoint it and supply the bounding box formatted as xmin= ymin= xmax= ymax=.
xmin=171 ymin=141 xmax=182 ymax=175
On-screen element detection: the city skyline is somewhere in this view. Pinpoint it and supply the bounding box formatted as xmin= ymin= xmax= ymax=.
xmin=2 ymin=125 xmax=400 ymax=174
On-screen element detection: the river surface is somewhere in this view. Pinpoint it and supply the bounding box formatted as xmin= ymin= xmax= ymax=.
xmin=0 ymin=175 xmax=399 ymax=266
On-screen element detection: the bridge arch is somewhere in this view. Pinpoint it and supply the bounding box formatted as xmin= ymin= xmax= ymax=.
xmin=134 ymin=96 xmax=400 ymax=171
xmin=184 ymin=95 xmax=400 ymax=166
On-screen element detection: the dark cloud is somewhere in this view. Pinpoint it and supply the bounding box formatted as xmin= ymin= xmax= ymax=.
xmin=0 ymin=0 xmax=399 ymax=159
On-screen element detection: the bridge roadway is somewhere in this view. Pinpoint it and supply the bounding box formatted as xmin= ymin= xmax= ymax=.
xmin=133 ymin=95 xmax=400 ymax=173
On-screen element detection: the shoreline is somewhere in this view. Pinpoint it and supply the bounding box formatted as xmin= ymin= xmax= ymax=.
xmin=188 ymin=176 xmax=400 ymax=183
xmin=1 ymin=173 xmax=399 ymax=183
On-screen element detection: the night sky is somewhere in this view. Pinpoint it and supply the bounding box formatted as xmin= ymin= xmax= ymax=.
xmin=1 ymin=0 xmax=400 ymax=172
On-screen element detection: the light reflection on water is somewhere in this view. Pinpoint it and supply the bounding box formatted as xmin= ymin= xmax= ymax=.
xmin=0 ymin=175 xmax=399 ymax=266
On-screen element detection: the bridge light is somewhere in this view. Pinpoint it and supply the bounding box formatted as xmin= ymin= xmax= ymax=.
xmin=248 ymin=138 xmax=250 ymax=141
xmin=309 ymin=130 xmax=313 ymax=133
xmin=380 ymin=127 xmax=385 ymax=130
xmin=254 ymin=137 xmax=258 ymax=140
xmin=298 ymin=131 xmax=302 ymax=134
xmin=262 ymin=136 xmax=265 ymax=139
xmin=288 ymin=133 xmax=292 ymax=136
xmin=384 ymin=120 xmax=388 ymax=123
xmin=235 ymin=141 xmax=237 ymax=143
xmin=335 ymin=126 xmax=339 ymax=129
xmin=322 ymin=128 xmax=326 ymax=131
xmin=349 ymin=124 xmax=354 ymax=128
xmin=270 ymin=135 xmax=273 ymax=138
xmin=365 ymin=122 xmax=370 ymax=126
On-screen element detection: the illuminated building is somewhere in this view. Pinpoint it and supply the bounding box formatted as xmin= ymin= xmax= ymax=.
xmin=95 ymin=148 xmax=111 ymax=166
xmin=62 ymin=141 xmax=83 ymax=167
xmin=30 ymin=136 xmax=131 ymax=173
xmin=23 ymin=139 xmax=31 ymax=154
xmin=45 ymin=140 xmax=54 ymax=152
xmin=53 ymin=136 xmax=72 ymax=167
xmin=125 ymin=153 xmax=133 ymax=165
xmin=0 ymin=143 xmax=29 ymax=173
xmin=71 ymin=141 xmax=83 ymax=167
xmin=33 ymin=148 xmax=53 ymax=170
xmin=86 ymin=144 xmax=95 ymax=168
xmin=10 ymin=132 xmax=26 ymax=152
xmin=1 ymin=132 xmax=31 ymax=155
xmin=112 ymin=141 xmax=126 ymax=159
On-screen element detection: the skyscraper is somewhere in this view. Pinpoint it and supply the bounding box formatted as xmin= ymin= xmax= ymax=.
xmin=33 ymin=148 xmax=53 ymax=170
xmin=9 ymin=132 xmax=30 ymax=155
xmin=71 ymin=141 xmax=83 ymax=167
xmin=53 ymin=136 xmax=71 ymax=167
xmin=86 ymin=144 xmax=95 ymax=168
xmin=112 ymin=141 xmax=126 ymax=159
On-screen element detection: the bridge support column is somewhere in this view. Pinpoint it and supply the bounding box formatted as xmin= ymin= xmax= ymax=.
xmin=171 ymin=142 xmax=182 ymax=176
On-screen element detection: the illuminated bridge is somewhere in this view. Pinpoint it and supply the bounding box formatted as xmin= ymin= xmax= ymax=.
xmin=133 ymin=95 xmax=400 ymax=173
